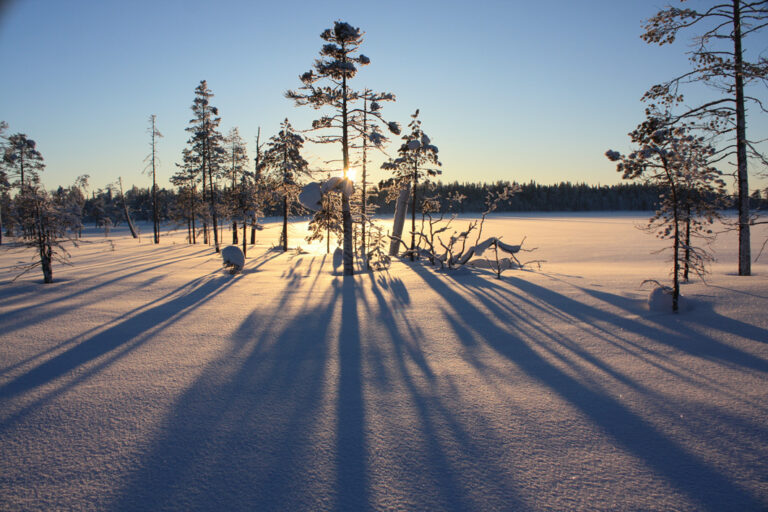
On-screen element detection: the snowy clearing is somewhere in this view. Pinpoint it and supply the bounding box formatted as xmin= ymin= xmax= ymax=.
xmin=1 ymin=214 xmax=767 ymax=511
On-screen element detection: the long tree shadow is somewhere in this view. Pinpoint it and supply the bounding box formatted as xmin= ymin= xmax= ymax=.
xmin=478 ymin=271 xmax=768 ymax=375
xmin=0 ymin=246 xmax=214 ymax=336
xmin=0 ymin=249 xmax=281 ymax=380
xmin=0 ymin=271 xmax=242 ymax=432
xmin=410 ymin=265 xmax=767 ymax=511
xmin=362 ymin=271 xmax=526 ymax=510
xmin=335 ymin=276 xmax=368 ymax=511
xmin=106 ymin=263 xmax=529 ymax=511
xmin=581 ymin=284 xmax=768 ymax=347
xmin=107 ymin=261 xmax=343 ymax=511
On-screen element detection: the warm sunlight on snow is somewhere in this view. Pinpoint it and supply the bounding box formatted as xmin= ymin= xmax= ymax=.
xmin=1 ymin=215 xmax=767 ymax=510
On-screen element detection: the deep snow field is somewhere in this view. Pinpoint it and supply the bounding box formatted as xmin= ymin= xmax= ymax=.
xmin=1 ymin=213 xmax=767 ymax=511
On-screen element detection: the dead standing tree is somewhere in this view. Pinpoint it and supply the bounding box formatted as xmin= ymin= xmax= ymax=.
xmin=144 ymin=115 xmax=162 ymax=244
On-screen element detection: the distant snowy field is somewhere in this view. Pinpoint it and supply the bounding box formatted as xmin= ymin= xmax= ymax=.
xmin=1 ymin=213 xmax=767 ymax=511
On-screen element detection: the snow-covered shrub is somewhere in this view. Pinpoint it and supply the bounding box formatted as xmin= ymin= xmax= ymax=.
xmin=648 ymin=285 xmax=690 ymax=312
xmin=221 ymin=245 xmax=245 ymax=274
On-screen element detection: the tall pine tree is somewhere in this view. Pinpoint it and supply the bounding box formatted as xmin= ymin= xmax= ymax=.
xmin=185 ymin=80 xmax=225 ymax=252
xmin=287 ymin=21 xmax=399 ymax=275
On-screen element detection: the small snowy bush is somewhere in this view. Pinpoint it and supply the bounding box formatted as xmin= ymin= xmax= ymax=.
xmin=221 ymin=245 xmax=245 ymax=274
xmin=648 ymin=285 xmax=689 ymax=312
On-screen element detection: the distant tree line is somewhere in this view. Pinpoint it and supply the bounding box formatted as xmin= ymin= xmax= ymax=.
xmin=371 ymin=180 xmax=694 ymax=214
xmin=31 ymin=179 xmax=759 ymax=231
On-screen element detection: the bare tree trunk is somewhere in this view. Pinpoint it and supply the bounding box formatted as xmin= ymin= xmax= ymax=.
xmin=242 ymin=215 xmax=247 ymax=257
xmin=209 ymin=173 xmax=220 ymax=253
xmin=34 ymin=200 xmax=53 ymax=283
xmin=118 ymin=178 xmax=138 ymax=239
xmin=390 ymin=184 xmax=410 ymax=256
xmin=252 ymin=127 xmax=261 ymax=247
xmin=733 ymin=0 xmax=751 ymax=276
xmin=411 ymin=164 xmax=418 ymax=261
xmin=201 ymin=163 xmax=209 ymax=245
xmin=361 ymin=94 xmax=368 ymax=268
xmin=191 ymin=186 xmax=197 ymax=244
xmin=282 ymin=196 xmax=288 ymax=251
xmin=673 ymin=217 xmax=680 ymax=313
xmin=684 ymin=209 xmax=691 ymax=282
xmin=341 ymin=63 xmax=353 ymax=275
xmin=151 ymin=116 xmax=160 ymax=244
xmin=233 ymin=220 xmax=238 ymax=244
xmin=40 ymin=245 xmax=53 ymax=283
xmin=152 ymin=181 xmax=159 ymax=243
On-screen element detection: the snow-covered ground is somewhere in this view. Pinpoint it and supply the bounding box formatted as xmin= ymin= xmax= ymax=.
xmin=1 ymin=214 xmax=767 ymax=511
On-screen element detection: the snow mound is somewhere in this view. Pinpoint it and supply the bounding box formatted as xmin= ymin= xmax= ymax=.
xmin=299 ymin=182 xmax=322 ymax=211
xmin=648 ymin=285 xmax=690 ymax=312
xmin=221 ymin=246 xmax=245 ymax=274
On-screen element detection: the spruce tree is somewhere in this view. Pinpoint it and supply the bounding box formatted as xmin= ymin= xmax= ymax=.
xmin=306 ymin=178 xmax=343 ymax=253
xmin=172 ymin=147 xmax=202 ymax=244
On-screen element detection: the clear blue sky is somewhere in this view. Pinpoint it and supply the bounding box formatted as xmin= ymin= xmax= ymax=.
xmin=1 ymin=0 xmax=766 ymax=192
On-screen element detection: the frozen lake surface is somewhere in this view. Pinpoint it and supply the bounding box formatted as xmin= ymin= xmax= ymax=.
xmin=1 ymin=213 xmax=767 ymax=511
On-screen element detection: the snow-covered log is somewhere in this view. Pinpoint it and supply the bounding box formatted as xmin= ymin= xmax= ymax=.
xmin=455 ymin=237 xmax=521 ymax=266
xmin=298 ymin=182 xmax=322 ymax=211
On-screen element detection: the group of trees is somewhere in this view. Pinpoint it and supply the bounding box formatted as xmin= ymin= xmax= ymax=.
xmin=2 ymin=6 xmax=766 ymax=289
xmin=0 ymin=122 xmax=89 ymax=282
xmin=607 ymin=0 xmax=768 ymax=310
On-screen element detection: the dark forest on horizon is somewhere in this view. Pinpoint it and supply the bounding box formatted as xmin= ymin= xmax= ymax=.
xmin=54 ymin=180 xmax=767 ymax=227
